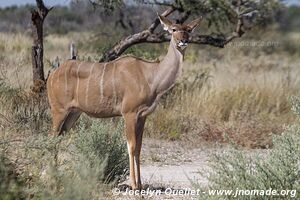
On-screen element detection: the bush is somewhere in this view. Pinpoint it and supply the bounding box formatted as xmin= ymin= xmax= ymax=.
xmin=0 ymin=153 xmax=24 ymax=200
xmin=196 ymin=97 xmax=300 ymax=200
xmin=31 ymin=154 xmax=108 ymax=200
xmin=0 ymin=80 xmax=51 ymax=134
xmin=75 ymin=119 xmax=129 ymax=184
xmin=10 ymin=124 xmax=125 ymax=199
xmin=0 ymin=118 xmax=128 ymax=199
xmin=21 ymin=119 xmax=128 ymax=198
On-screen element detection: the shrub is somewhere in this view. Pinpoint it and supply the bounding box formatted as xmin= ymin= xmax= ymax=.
xmin=75 ymin=119 xmax=129 ymax=184
xmin=0 ymin=153 xmax=24 ymax=200
xmin=16 ymin=133 xmax=109 ymax=199
xmin=196 ymin=97 xmax=300 ymax=200
xmin=0 ymin=80 xmax=51 ymax=134
xmin=19 ymin=119 xmax=128 ymax=198
xmin=31 ymin=154 xmax=108 ymax=200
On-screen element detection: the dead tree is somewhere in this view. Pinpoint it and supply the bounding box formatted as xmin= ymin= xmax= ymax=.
xmin=31 ymin=0 xmax=52 ymax=93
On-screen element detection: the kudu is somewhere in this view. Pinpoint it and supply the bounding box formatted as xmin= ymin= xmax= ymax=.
xmin=47 ymin=14 xmax=202 ymax=190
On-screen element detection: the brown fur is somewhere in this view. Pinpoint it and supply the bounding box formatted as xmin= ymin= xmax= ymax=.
xmin=47 ymin=15 xmax=202 ymax=190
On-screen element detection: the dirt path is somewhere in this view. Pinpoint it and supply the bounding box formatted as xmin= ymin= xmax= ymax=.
xmin=139 ymin=139 xmax=213 ymax=188
xmin=115 ymin=139 xmax=216 ymax=199
xmin=141 ymin=161 xmax=209 ymax=188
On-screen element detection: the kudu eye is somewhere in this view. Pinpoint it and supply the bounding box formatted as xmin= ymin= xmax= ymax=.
xmin=172 ymin=28 xmax=176 ymax=32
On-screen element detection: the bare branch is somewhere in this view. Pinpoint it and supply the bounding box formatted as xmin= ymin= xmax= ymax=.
xmin=99 ymin=0 xmax=251 ymax=62
xmin=35 ymin=0 xmax=53 ymax=20
xmin=222 ymin=0 xmax=247 ymax=45
xmin=99 ymin=8 xmax=176 ymax=62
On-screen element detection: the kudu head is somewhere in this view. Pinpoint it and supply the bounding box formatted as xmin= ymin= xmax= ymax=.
xmin=158 ymin=14 xmax=202 ymax=50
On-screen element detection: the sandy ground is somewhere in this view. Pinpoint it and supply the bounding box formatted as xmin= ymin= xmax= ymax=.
xmin=140 ymin=139 xmax=213 ymax=188
xmin=114 ymin=139 xmax=219 ymax=199
xmin=113 ymin=139 xmax=269 ymax=199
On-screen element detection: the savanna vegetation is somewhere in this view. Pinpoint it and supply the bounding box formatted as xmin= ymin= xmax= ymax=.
xmin=0 ymin=0 xmax=300 ymax=199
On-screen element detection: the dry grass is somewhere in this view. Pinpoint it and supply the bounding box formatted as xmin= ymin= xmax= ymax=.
xmin=1 ymin=31 xmax=300 ymax=148
xmin=0 ymin=32 xmax=95 ymax=88
xmin=0 ymin=30 xmax=299 ymax=199
xmin=145 ymin=37 xmax=300 ymax=148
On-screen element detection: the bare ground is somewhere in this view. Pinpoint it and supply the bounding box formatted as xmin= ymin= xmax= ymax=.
xmin=114 ymin=139 xmax=269 ymax=199
xmin=114 ymin=139 xmax=217 ymax=199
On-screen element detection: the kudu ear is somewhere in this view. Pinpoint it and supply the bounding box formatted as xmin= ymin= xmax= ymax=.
xmin=186 ymin=16 xmax=203 ymax=32
xmin=158 ymin=14 xmax=173 ymax=33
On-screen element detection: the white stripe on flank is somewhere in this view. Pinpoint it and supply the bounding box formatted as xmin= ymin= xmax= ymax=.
xmin=76 ymin=62 xmax=84 ymax=104
xmin=50 ymin=69 xmax=58 ymax=103
xmin=57 ymin=70 xmax=60 ymax=82
xmin=85 ymin=63 xmax=96 ymax=107
xmin=112 ymin=63 xmax=117 ymax=106
xmin=100 ymin=63 xmax=107 ymax=101
xmin=64 ymin=67 xmax=68 ymax=96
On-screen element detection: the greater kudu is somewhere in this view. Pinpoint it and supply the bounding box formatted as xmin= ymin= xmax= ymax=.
xmin=47 ymin=14 xmax=202 ymax=190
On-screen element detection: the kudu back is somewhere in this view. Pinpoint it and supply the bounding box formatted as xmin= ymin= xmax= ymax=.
xmin=47 ymin=14 xmax=202 ymax=190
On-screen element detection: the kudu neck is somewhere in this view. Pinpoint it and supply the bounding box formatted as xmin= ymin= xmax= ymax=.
xmin=154 ymin=36 xmax=185 ymax=94
xmin=165 ymin=36 xmax=185 ymax=62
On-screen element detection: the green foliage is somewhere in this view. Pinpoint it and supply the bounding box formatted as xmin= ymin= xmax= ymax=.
xmin=136 ymin=0 xmax=284 ymax=33
xmin=75 ymin=119 xmax=129 ymax=183
xmin=0 ymin=0 xmax=287 ymax=35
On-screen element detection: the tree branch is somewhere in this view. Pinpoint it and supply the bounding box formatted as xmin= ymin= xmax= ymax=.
xmin=99 ymin=7 xmax=176 ymax=62
xmin=35 ymin=0 xmax=53 ymax=20
xmin=135 ymin=32 xmax=230 ymax=48
xmin=99 ymin=0 xmax=250 ymax=62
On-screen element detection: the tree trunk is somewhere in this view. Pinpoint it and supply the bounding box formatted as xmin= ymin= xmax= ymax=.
xmin=31 ymin=0 xmax=52 ymax=93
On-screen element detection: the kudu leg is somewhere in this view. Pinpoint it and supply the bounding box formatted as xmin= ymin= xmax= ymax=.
xmin=61 ymin=111 xmax=81 ymax=133
xmin=124 ymin=113 xmax=138 ymax=190
xmin=135 ymin=117 xmax=146 ymax=190
xmin=50 ymin=109 xmax=68 ymax=136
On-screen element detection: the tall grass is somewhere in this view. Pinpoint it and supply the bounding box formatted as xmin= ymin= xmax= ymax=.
xmin=0 ymin=80 xmax=51 ymax=134
xmin=145 ymin=39 xmax=300 ymax=147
